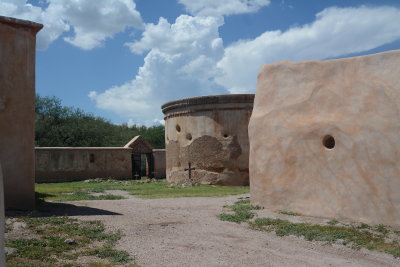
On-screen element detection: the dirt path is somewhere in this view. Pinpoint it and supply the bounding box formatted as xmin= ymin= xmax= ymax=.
xmin=72 ymin=193 xmax=400 ymax=267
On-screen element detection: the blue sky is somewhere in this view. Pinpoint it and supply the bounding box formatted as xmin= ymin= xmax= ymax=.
xmin=2 ymin=0 xmax=400 ymax=125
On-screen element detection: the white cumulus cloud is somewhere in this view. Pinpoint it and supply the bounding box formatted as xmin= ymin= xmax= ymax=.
xmin=216 ymin=6 xmax=400 ymax=93
xmin=56 ymin=0 xmax=143 ymax=50
xmin=0 ymin=0 xmax=69 ymax=49
xmin=0 ymin=0 xmax=143 ymax=50
xmin=90 ymin=15 xmax=227 ymax=125
xmin=92 ymin=5 xmax=400 ymax=124
xmin=178 ymin=0 xmax=270 ymax=16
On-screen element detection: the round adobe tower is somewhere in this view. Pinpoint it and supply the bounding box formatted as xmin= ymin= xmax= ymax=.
xmin=162 ymin=94 xmax=254 ymax=185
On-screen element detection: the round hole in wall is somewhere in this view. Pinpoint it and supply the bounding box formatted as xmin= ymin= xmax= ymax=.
xmin=176 ymin=124 xmax=181 ymax=132
xmin=323 ymin=135 xmax=335 ymax=149
xmin=223 ymin=134 xmax=229 ymax=138
xmin=186 ymin=133 xmax=192 ymax=140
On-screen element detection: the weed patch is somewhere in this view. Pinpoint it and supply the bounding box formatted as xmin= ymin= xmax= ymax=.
xmin=218 ymin=200 xmax=400 ymax=258
xmin=218 ymin=199 xmax=262 ymax=223
xmin=249 ymin=218 xmax=400 ymax=257
xmin=86 ymin=246 xmax=131 ymax=263
xmin=278 ymin=210 xmax=301 ymax=216
xmin=5 ymin=216 xmax=136 ymax=266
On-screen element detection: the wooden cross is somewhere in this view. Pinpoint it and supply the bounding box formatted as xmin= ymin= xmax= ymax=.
xmin=184 ymin=162 xmax=196 ymax=182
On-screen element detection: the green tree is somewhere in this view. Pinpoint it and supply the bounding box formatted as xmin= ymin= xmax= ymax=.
xmin=35 ymin=94 xmax=165 ymax=148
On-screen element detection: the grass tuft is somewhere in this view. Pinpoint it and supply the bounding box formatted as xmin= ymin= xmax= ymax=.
xmin=278 ymin=210 xmax=301 ymax=216
xmin=218 ymin=199 xmax=400 ymax=258
xmin=327 ymin=220 xmax=339 ymax=226
xmin=249 ymin=218 xmax=400 ymax=258
xmin=5 ymin=216 xmax=135 ymax=266
xmin=218 ymin=199 xmax=262 ymax=223
xmin=86 ymin=246 xmax=131 ymax=264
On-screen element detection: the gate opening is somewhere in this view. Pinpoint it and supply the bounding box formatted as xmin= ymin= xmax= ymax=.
xmin=131 ymin=152 xmax=154 ymax=180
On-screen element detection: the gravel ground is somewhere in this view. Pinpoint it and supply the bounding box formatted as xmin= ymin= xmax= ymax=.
xmin=71 ymin=192 xmax=400 ymax=267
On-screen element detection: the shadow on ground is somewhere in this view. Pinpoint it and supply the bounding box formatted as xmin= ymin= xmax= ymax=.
xmin=6 ymin=192 xmax=122 ymax=217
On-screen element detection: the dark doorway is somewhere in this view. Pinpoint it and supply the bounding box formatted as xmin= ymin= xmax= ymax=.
xmin=131 ymin=153 xmax=154 ymax=179
xmin=131 ymin=153 xmax=141 ymax=180
xmin=126 ymin=136 xmax=155 ymax=180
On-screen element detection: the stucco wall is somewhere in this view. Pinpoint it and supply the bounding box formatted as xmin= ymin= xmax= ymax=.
xmin=153 ymin=149 xmax=166 ymax=179
xmin=249 ymin=50 xmax=400 ymax=227
xmin=0 ymin=16 xmax=42 ymax=209
xmin=162 ymin=95 xmax=254 ymax=185
xmin=36 ymin=148 xmax=133 ymax=182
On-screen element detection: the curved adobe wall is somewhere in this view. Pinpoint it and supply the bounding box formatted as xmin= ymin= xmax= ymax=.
xmin=162 ymin=94 xmax=254 ymax=185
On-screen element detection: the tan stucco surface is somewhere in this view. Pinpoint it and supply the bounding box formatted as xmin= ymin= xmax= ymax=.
xmin=163 ymin=95 xmax=254 ymax=185
xmin=35 ymin=148 xmax=133 ymax=182
xmin=249 ymin=50 xmax=400 ymax=226
xmin=0 ymin=16 xmax=42 ymax=209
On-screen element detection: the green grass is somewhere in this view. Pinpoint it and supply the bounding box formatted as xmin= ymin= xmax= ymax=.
xmin=277 ymin=210 xmax=301 ymax=216
xmin=86 ymin=246 xmax=131 ymax=263
xmin=218 ymin=199 xmax=262 ymax=223
xmin=6 ymin=216 xmax=136 ymax=266
xmin=327 ymin=220 xmax=339 ymax=225
xmin=36 ymin=179 xmax=249 ymax=201
xmin=250 ymin=218 xmax=400 ymax=257
xmin=52 ymin=191 xmax=125 ymax=201
xmin=218 ymin=200 xmax=400 ymax=258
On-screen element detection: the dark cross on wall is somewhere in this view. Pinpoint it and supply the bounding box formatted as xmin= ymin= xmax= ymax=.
xmin=184 ymin=162 xmax=196 ymax=183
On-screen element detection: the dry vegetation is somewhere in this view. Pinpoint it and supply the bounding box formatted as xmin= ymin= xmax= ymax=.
xmin=5 ymin=216 xmax=138 ymax=267
xmin=219 ymin=200 xmax=400 ymax=258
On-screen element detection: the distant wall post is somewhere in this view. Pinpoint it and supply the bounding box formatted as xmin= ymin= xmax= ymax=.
xmin=152 ymin=149 xmax=166 ymax=179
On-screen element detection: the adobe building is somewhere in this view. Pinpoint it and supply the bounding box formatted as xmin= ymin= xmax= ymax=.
xmin=162 ymin=94 xmax=254 ymax=185
xmin=0 ymin=16 xmax=42 ymax=209
xmin=249 ymin=50 xmax=400 ymax=227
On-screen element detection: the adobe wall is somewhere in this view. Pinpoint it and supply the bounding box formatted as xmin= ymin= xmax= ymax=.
xmin=249 ymin=50 xmax=400 ymax=227
xmin=153 ymin=149 xmax=166 ymax=179
xmin=0 ymin=16 xmax=42 ymax=209
xmin=162 ymin=94 xmax=254 ymax=185
xmin=35 ymin=148 xmax=133 ymax=182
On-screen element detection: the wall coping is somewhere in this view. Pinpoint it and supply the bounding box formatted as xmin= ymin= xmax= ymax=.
xmin=161 ymin=94 xmax=255 ymax=118
xmin=162 ymin=94 xmax=254 ymax=113
xmin=0 ymin=16 xmax=43 ymax=33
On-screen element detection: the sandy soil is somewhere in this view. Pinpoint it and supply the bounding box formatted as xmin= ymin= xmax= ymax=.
xmin=70 ymin=192 xmax=400 ymax=267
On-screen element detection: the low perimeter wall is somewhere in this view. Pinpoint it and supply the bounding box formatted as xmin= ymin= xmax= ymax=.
xmin=35 ymin=147 xmax=133 ymax=183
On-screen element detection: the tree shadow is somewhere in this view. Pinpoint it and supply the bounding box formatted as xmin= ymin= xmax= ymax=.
xmin=6 ymin=192 xmax=122 ymax=217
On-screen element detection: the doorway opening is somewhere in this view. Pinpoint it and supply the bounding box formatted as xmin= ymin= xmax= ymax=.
xmin=131 ymin=152 xmax=154 ymax=180
xmin=125 ymin=136 xmax=155 ymax=180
